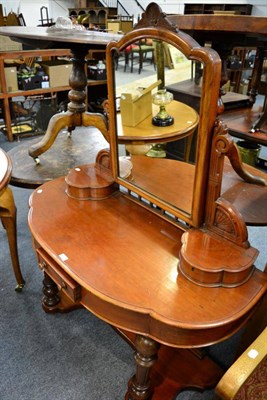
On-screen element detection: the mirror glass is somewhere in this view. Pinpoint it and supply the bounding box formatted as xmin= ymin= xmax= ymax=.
xmin=111 ymin=38 xmax=203 ymax=217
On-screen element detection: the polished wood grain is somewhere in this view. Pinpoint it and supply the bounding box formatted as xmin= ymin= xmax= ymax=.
xmin=65 ymin=149 xmax=117 ymax=200
xmin=28 ymin=176 xmax=267 ymax=347
xmin=0 ymin=148 xmax=25 ymax=290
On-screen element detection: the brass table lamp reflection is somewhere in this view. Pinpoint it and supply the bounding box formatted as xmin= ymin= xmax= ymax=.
xmin=152 ymin=89 xmax=174 ymax=127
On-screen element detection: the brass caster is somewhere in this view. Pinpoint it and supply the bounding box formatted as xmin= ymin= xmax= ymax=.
xmin=34 ymin=157 xmax=40 ymax=165
xmin=15 ymin=282 xmax=25 ymax=292
xmin=67 ymin=132 xmax=72 ymax=138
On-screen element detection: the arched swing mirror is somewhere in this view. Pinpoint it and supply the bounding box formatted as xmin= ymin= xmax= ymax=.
xmin=106 ymin=3 xmax=221 ymax=228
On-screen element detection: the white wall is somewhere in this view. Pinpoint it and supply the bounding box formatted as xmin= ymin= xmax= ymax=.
xmin=151 ymin=1 xmax=267 ymax=16
xmin=118 ymin=1 xmax=267 ymax=17
xmin=0 ymin=0 xmax=266 ymax=27
xmin=1 ymin=0 xmax=74 ymax=26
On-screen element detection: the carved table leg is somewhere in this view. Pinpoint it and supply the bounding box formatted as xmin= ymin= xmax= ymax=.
xmin=28 ymin=111 xmax=75 ymax=162
xmin=125 ymin=335 xmax=160 ymax=400
xmin=0 ymin=187 xmax=25 ymax=291
xmin=28 ymin=45 xmax=89 ymax=162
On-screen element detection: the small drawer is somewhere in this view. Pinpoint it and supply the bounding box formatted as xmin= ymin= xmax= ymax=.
xmin=36 ymin=248 xmax=81 ymax=303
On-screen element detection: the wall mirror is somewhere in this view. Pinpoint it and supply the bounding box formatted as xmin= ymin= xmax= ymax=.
xmin=106 ymin=3 xmax=221 ymax=227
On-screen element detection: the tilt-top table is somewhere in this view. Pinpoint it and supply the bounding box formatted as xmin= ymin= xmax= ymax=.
xmin=0 ymin=26 xmax=122 ymax=162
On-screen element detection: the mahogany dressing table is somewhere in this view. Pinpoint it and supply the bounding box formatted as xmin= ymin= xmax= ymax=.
xmin=0 ymin=148 xmax=25 ymax=290
xmin=25 ymin=4 xmax=267 ymax=399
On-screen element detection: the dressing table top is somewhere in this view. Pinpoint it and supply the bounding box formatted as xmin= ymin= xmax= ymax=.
xmin=28 ymin=175 xmax=267 ymax=348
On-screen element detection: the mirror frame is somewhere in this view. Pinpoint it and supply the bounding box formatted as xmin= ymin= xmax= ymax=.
xmin=106 ymin=3 xmax=221 ymax=228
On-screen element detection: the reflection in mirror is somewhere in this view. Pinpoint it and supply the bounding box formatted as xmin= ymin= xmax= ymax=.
xmin=112 ymin=39 xmax=202 ymax=217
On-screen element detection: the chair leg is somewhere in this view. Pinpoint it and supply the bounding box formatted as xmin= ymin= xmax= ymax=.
xmin=0 ymin=187 xmax=25 ymax=291
xmin=131 ymin=52 xmax=134 ymax=73
xmin=139 ymin=51 xmax=143 ymax=74
xmin=124 ymin=52 xmax=129 ymax=72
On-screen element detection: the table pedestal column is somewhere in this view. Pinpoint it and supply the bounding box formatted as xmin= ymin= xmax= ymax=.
xmin=28 ymin=45 xmax=109 ymax=163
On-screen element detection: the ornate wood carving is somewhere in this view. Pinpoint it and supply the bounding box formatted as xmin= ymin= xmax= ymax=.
xmin=212 ymin=198 xmax=248 ymax=246
xmin=134 ymin=2 xmax=177 ymax=33
xmin=205 ymin=119 xmax=265 ymax=246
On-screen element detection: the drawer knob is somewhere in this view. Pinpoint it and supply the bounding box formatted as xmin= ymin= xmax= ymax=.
xmin=39 ymin=261 xmax=46 ymax=270
xmin=61 ymin=281 xmax=67 ymax=289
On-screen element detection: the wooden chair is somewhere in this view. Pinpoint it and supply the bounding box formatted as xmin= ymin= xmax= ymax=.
xmin=0 ymin=149 xmax=25 ymax=291
xmin=215 ymin=327 xmax=267 ymax=399
xmin=124 ymin=39 xmax=155 ymax=74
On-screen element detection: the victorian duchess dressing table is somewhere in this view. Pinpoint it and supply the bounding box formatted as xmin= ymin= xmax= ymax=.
xmin=2 ymin=3 xmax=267 ymax=399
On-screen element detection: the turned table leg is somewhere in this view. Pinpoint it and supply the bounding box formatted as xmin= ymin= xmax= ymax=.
xmin=28 ymin=45 xmax=89 ymax=163
xmin=41 ymin=271 xmax=82 ymax=313
xmin=0 ymin=187 xmax=25 ymax=291
xmin=125 ymin=335 xmax=160 ymax=400
xmin=42 ymin=272 xmax=61 ymax=311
